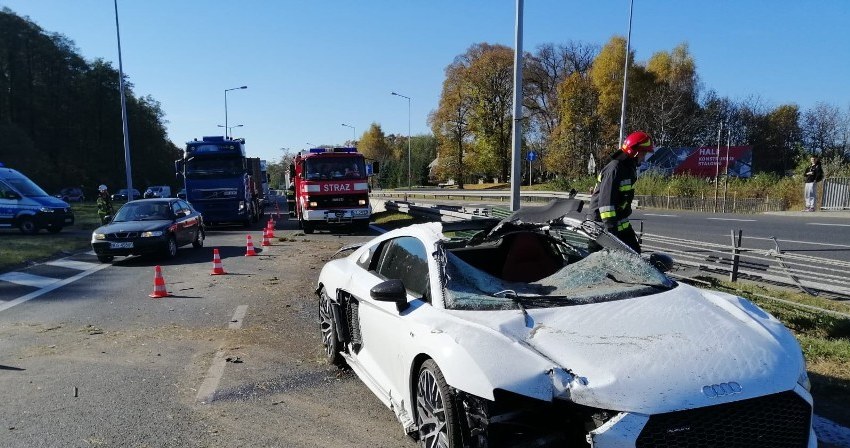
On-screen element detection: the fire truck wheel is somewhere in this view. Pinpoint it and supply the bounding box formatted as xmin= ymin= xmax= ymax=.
xmin=301 ymin=218 xmax=315 ymax=234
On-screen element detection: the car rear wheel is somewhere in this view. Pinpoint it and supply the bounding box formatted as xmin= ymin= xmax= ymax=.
xmin=18 ymin=217 xmax=37 ymax=235
xmin=319 ymin=287 xmax=344 ymax=366
xmin=192 ymin=228 xmax=205 ymax=248
xmin=165 ymin=235 xmax=178 ymax=258
xmin=416 ymin=360 xmax=462 ymax=448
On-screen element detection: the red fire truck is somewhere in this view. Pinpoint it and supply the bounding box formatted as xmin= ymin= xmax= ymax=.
xmin=288 ymin=147 xmax=374 ymax=233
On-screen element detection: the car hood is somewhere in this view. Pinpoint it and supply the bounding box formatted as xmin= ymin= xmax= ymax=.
xmin=96 ymin=220 xmax=172 ymax=233
xmin=35 ymin=195 xmax=70 ymax=208
xmin=447 ymin=283 xmax=804 ymax=413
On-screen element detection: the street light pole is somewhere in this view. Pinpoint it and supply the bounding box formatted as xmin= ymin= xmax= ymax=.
xmin=509 ymin=0 xmax=524 ymax=211
xmin=224 ymin=85 xmax=247 ymax=138
xmin=218 ymin=124 xmax=243 ymax=136
xmin=341 ymin=123 xmax=355 ymax=144
xmin=391 ymin=92 xmax=412 ymax=191
xmin=113 ymin=0 xmax=133 ymax=197
xmin=618 ymin=0 xmax=634 ymax=145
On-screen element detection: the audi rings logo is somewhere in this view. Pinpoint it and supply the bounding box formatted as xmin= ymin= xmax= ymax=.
xmin=702 ymin=382 xmax=743 ymax=398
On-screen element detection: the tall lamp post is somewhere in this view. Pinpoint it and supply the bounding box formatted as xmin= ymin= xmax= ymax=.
xmin=391 ymin=92 xmax=412 ymax=191
xmin=224 ymin=85 xmax=247 ymax=138
xmin=341 ymin=123 xmax=356 ymax=144
xmin=618 ymin=0 xmax=634 ymax=145
xmin=218 ymin=124 xmax=244 ymax=136
xmin=113 ymin=0 xmax=133 ymax=196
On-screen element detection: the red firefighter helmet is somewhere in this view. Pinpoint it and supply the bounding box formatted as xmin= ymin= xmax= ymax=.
xmin=621 ymin=131 xmax=654 ymax=157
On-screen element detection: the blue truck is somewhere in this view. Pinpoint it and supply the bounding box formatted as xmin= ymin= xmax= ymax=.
xmin=175 ymin=136 xmax=263 ymax=227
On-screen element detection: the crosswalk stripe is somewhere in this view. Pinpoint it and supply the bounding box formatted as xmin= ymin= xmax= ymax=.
xmin=45 ymin=259 xmax=100 ymax=271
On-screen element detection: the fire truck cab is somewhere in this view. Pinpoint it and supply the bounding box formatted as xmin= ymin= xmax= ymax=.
xmin=289 ymin=147 xmax=372 ymax=233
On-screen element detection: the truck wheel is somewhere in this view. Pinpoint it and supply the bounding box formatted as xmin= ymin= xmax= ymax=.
xmin=18 ymin=217 xmax=38 ymax=235
xmin=302 ymin=220 xmax=314 ymax=234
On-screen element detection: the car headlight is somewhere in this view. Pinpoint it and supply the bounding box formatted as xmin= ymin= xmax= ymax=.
xmin=798 ymin=369 xmax=811 ymax=392
xmin=141 ymin=230 xmax=164 ymax=238
xmin=92 ymin=232 xmax=105 ymax=241
xmin=39 ymin=207 xmax=54 ymax=213
xmin=309 ymin=201 xmax=318 ymax=207
xmin=358 ymin=199 xmax=366 ymax=205
xmin=238 ymin=200 xmax=245 ymax=211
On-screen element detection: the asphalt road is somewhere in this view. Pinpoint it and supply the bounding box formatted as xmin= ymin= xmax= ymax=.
xmin=0 ymin=216 xmax=415 ymax=448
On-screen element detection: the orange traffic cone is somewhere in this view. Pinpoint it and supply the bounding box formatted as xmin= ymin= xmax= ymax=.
xmin=245 ymin=235 xmax=257 ymax=256
xmin=262 ymin=228 xmax=271 ymax=247
xmin=148 ymin=265 xmax=171 ymax=298
xmin=210 ymin=248 xmax=226 ymax=275
xmin=266 ymin=219 xmax=276 ymax=238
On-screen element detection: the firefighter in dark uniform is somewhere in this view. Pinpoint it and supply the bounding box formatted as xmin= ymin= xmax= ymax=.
xmin=589 ymin=131 xmax=654 ymax=253
xmin=96 ymin=184 xmax=114 ymax=224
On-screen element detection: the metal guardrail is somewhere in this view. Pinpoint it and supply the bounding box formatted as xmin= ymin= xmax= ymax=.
xmin=380 ymin=199 xmax=850 ymax=299
xmin=823 ymin=177 xmax=850 ymax=210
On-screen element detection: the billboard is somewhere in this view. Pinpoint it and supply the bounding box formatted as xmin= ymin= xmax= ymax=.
xmin=642 ymin=146 xmax=752 ymax=178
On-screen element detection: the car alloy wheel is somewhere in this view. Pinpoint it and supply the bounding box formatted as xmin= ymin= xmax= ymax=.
xmin=166 ymin=236 xmax=178 ymax=258
xmin=416 ymin=360 xmax=461 ymax=448
xmin=319 ymin=287 xmax=344 ymax=366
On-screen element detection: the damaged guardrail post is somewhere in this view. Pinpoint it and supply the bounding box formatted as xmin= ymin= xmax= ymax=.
xmin=730 ymin=229 xmax=742 ymax=282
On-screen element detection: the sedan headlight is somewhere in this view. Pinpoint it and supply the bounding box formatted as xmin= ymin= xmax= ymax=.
xmin=39 ymin=207 xmax=54 ymax=213
xmin=92 ymin=232 xmax=105 ymax=242
xmin=309 ymin=201 xmax=318 ymax=207
xmin=141 ymin=230 xmax=164 ymax=238
xmin=358 ymin=199 xmax=367 ymax=205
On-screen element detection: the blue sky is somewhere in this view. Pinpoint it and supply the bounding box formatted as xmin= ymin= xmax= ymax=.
xmin=2 ymin=1 xmax=848 ymax=164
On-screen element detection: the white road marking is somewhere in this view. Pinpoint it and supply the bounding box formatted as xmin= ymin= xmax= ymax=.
xmin=195 ymin=351 xmax=227 ymax=404
xmin=706 ymin=217 xmax=757 ymax=222
xmin=643 ymin=213 xmax=678 ymax=217
xmin=0 ymin=272 xmax=61 ymax=288
xmin=0 ymin=263 xmax=111 ymax=313
xmin=197 ymin=305 xmax=249 ymax=403
xmin=45 ymin=259 xmax=100 ymax=271
xmin=808 ymin=222 xmax=850 ymax=227
xmin=229 ymin=305 xmax=248 ymax=329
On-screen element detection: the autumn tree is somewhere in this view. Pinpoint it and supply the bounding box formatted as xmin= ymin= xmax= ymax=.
xmin=639 ymin=43 xmax=700 ymax=147
xmin=429 ymin=61 xmax=473 ymax=188
xmin=547 ymin=72 xmax=600 ymax=177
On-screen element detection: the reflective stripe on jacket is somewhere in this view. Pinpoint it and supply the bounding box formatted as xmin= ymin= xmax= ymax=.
xmin=589 ymin=157 xmax=638 ymax=227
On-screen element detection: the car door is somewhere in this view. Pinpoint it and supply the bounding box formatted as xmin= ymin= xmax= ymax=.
xmin=170 ymin=201 xmax=188 ymax=244
xmin=178 ymin=199 xmax=200 ymax=242
xmin=0 ymin=181 xmax=18 ymax=228
xmin=347 ymin=236 xmax=432 ymax=407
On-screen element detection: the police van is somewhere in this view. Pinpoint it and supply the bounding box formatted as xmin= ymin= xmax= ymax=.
xmin=0 ymin=165 xmax=75 ymax=234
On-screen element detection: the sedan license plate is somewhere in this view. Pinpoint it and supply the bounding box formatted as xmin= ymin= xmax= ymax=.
xmin=352 ymin=209 xmax=369 ymax=216
xmin=110 ymin=242 xmax=133 ymax=249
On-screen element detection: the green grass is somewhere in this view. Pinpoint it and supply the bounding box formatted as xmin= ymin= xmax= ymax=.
xmin=371 ymin=211 xmax=419 ymax=229
xmin=0 ymin=202 xmax=101 ymax=272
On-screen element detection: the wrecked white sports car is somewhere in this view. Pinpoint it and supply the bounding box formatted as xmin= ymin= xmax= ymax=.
xmin=317 ymin=200 xmax=815 ymax=448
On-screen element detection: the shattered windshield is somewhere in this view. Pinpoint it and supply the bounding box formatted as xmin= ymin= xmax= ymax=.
xmin=443 ymin=233 xmax=675 ymax=311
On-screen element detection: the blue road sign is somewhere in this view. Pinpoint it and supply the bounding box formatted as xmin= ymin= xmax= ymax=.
xmin=527 ymin=151 xmax=537 ymax=161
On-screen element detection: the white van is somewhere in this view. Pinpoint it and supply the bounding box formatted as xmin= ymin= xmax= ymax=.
xmin=145 ymin=185 xmax=172 ymax=198
xmin=0 ymin=166 xmax=74 ymax=234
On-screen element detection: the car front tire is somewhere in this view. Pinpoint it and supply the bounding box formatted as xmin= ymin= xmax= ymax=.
xmin=319 ymin=287 xmax=344 ymax=366
xmin=18 ymin=217 xmax=38 ymax=235
xmin=165 ymin=235 xmax=178 ymax=258
xmin=416 ymin=360 xmax=462 ymax=448
xmin=192 ymin=228 xmax=205 ymax=248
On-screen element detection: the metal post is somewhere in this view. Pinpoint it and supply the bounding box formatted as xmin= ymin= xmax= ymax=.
xmin=730 ymin=229 xmax=742 ymax=282
xmin=224 ymin=86 xmax=247 ymax=139
xmin=722 ymin=128 xmax=731 ymax=213
xmin=391 ymin=92 xmax=412 ymax=193
xmin=713 ymin=121 xmax=723 ymax=213
xmin=114 ymin=0 xmax=133 ymax=197
xmin=618 ymin=0 xmax=634 ymax=145
xmin=509 ymin=0 xmax=524 ymax=211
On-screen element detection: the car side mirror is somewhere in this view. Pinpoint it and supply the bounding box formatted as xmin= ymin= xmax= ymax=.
xmin=103 ymin=215 xmax=113 ymax=223
xmin=370 ymin=279 xmax=409 ymax=312
xmin=647 ymin=252 xmax=674 ymax=273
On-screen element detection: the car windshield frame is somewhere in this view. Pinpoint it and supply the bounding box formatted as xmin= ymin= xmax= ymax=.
xmin=6 ymin=177 xmax=50 ymax=197
xmin=111 ymin=202 xmax=174 ymax=222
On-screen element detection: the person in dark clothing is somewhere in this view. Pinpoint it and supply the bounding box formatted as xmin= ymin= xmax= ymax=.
xmin=803 ymin=155 xmax=824 ymax=211
xmin=96 ymin=184 xmax=114 ymax=224
xmin=589 ymin=131 xmax=654 ymax=253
